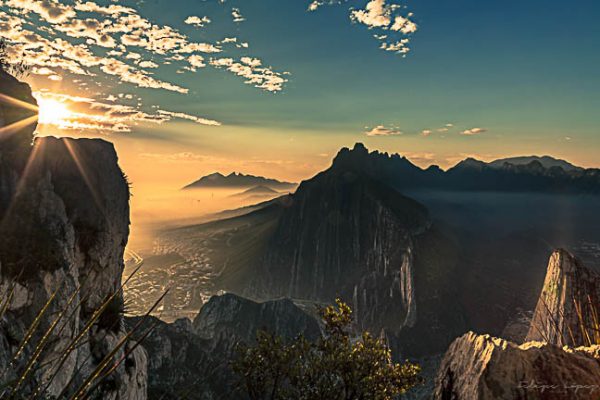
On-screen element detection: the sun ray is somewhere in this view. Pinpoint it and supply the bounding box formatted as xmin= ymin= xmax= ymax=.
xmin=0 ymin=139 xmax=45 ymax=230
xmin=0 ymin=93 xmax=39 ymax=112
xmin=63 ymin=139 xmax=106 ymax=215
xmin=0 ymin=115 xmax=38 ymax=138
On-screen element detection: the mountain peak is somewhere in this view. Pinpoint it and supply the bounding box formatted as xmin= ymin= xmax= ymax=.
xmin=183 ymin=171 xmax=296 ymax=190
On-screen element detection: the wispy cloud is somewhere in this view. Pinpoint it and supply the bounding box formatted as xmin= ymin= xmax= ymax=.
xmin=365 ymin=125 xmax=403 ymax=136
xmin=33 ymin=91 xmax=221 ymax=133
xmin=461 ymin=127 xmax=487 ymax=136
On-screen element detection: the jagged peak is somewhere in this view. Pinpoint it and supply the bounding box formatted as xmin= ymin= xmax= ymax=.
xmin=526 ymin=249 xmax=600 ymax=347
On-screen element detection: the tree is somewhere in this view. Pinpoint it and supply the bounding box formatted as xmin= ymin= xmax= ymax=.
xmin=232 ymin=299 xmax=422 ymax=400
xmin=0 ymin=39 xmax=31 ymax=78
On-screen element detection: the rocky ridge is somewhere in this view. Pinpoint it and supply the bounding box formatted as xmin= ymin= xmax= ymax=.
xmin=526 ymin=249 xmax=600 ymax=347
xmin=129 ymin=293 xmax=321 ymax=400
xmin=0 ymin=70 xmax=146 ymax=399
xmin=434 ymin=251 xmax=600 ymax=400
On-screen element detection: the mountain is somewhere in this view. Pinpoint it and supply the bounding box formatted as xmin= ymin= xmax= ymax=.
xmin=0 ymin=72 xmax=146 ymax=399
xmin=489 ymin=155 xmax=583 ymax=172
xmin=228 ymin=185 xmax=280 ymax=198
xmin=215 ymin=144 xmax=467 ymax=358
xmin=330 ymin=143 xmax=600 ymax=194
xmin=182 ymin=172 xmax=296 ymax=190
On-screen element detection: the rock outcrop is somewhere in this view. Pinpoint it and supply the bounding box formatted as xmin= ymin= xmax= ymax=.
xmin=192 ymin=293 xmax=321 ymax=344
xmin=526 ymin=249 xmax=600 ymax=347
xmin=129 ymin=293 xmax=321 ymax=399
xmin=433 ymin=332 xmax=600 ymax=400
xmin=0 ymin=71 xmax=146 ymax=398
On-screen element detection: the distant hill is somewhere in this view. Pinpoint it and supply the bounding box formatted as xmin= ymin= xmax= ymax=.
xmin=182 ymin=172 xmax=296 ymax=190
xmin=488 ymin=156 xmax=583 ymax=172
xmin=229 ymin=185 xmax=280 ymax=198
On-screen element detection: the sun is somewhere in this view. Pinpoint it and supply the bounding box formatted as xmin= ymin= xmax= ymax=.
xmin=37 ymin=98 xmax=72 ymax=126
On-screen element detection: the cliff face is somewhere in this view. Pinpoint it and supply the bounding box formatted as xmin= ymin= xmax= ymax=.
xmin=242 ymin=143 xmax=465 ymax=356
xmin=250 ymin=144 xmax=429 ymax=331
xmin=130 ymin=293 xmax=321 ymax=399
xmin=192 ymin=293 xmax=321 ymax=345
xmin=433 ymin=250 xmax=600 ymax=400
xmin=433 ymin=332 xmax=600 ymax=400
xmin=0 ymin=72 xmax=146 ymax=398
xmin=525 ymin=249 xmax=600 ymax=347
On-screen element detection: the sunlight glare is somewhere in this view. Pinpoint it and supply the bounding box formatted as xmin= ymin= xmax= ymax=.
xmin=37 ymin=98 xmax=72 ymax=126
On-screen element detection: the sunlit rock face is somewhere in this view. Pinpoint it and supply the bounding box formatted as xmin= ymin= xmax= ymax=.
xmin=433 ymin=332 xmax=600 ymax=400
xmin=526 ymin=249 xmax=600 ymax=347
xmin=0 ymin=73 xmax=146 ymax=399
xmin=243 ymin=143 xmax=466 ymax=357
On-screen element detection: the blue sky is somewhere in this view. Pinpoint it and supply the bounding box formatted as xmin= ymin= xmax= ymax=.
xmin=2 ymin=0 xmax=599 ymax=184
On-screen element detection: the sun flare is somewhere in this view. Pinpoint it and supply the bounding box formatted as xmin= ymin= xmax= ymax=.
xmin=37 ymin=98 xmax=72 ymax=126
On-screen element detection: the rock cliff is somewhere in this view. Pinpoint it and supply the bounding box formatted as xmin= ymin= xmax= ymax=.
xmin=239 ymin=143 xmax=465 ymax=357
xmin=0 ymin=70 xmax=146 ymax=398
xmin=433 ymin=332 xmax=600 ymax=400
xmin=526 ymin=249 xmax=600 ymax=347
xmin=129 ymin=293 xmax=320 ymax=399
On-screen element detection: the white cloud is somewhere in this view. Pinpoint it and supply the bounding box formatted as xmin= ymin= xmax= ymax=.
xmin=184 ymin=15 xmax=211 ymax=28
xmin=309 ymin=0 xmax=418 ymax=56
xmin=461 ymin=127 xmax=487 ymax=136
xmin=0 ymin=1 xmax=289 ymax=94
xmin=209 ymin=57 xmax=288 ymax=92
xmin=365 ymin=125 xmax=402 ymax=136
xmin=231 ymin=8 xmax=245 ymax=23
xmin=157 ymin=110 xmax=221 ymax=126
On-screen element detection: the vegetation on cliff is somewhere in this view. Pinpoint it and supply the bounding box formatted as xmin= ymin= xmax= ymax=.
xmin=233 ymin=299 xmax=422 ymax=400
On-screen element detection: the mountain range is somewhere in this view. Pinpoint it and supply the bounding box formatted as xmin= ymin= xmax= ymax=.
xmin=488 ymin=155 xmax=583 ymax=172
xmin=182 ymin=172 xmax=296 ymax=190
xmin=331 ymin=143 xmax=600 ymax=194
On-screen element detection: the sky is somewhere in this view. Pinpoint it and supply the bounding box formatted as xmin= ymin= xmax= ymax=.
xmin=1 ymin=0 xmax=599 ymax=191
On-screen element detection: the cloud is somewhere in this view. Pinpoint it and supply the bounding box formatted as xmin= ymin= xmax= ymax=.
xmin=461 ymin=127 xmax=487 ymax=136
xmin=308 ymin=0 xmax=417 ymax=55
xmin=157 ymin=110 xmax=221 ymax=126
xmin=209 ymin=57 xmax=288 ymax=92
xmin=0 ymin=1 xmax=288 ymax=94
xmin=184 ymin=15 xmax=211 ymax=28
xmin=365 ymin=125 xmax=402 ymax=136
xmin=231 ymin=8 xmax=245 ymax=23
xmin=6 ymin=0 xmax=76 ymax=23
xmin=33 ymin=91 xmax=221 ymax=133
xmin=350 ymin=0 xmax=394 ymax=28
xmin=421 ymin=129 xmax=432 ymax=137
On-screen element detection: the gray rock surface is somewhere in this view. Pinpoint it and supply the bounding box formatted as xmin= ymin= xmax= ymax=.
xmin=0 ymin=71 xmax=146 ymax=399
xmin=526 ymin=249 xmax=600 ymax=347
xmin=129 ymin=293 xmax=321 ymax=399
xmin=433 ymin=332 xmax=600 ymax=400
